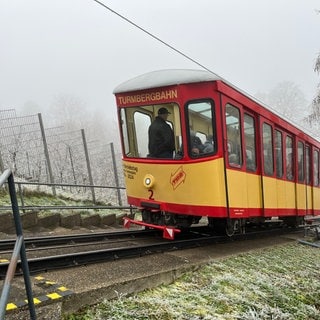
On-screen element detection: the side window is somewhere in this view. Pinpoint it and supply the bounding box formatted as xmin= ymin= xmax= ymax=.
xmin=226 ymin=104 xmax=242 ymax=166
xmin=314 ymin=150 xmax=319 ymax=186
xmin=244 ymin=114 xmax=256 ymax=171
xmin=286 ymin=136 xmax=294 ymax=180
xmin=262 ymin=123 xmax=273 ymax=176
xmin=297 ymin=141 xmax=304 ymax=183
xmin=306 ymin=145 xmax=311 ymax=185
xmin=275 ymin=130 xmax=283 ymax=178
xmin=120 ymin=108 xmax=129 ymax=155
xmin=134 ymin=111 xmax=151 ymax=158
xmin=187 ymin=100 xmax=216 ymax=158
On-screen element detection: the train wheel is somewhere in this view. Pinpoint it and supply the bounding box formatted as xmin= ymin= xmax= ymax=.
xmin=208 ymin=218 xmax=243 ymax=236
xmin=225 ymin=219 xmax=236 ymax=237
xmin=283 ymin=216 xmax=304 ymax=228
xmin=164 ymin=213 xmax=176 ymax=226
xmin=142 ymin=209 xmax=152 ymax=224
xmin=208 ymin=218 xmax=226 ymax=235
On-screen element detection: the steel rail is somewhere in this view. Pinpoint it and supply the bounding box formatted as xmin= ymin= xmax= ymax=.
xmin=0 ymin=227 xmax=300 ymax=278
xmin=0 ymin=229 xmax=157 ymax=251
xmin=0 ymin=205 xmax=133 ymax=211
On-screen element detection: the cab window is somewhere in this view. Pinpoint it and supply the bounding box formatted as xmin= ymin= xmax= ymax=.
xmin=134 ymin=112 xmax=151 ymax=157
xmin=119 ymin=103 xmax=181 ymax=158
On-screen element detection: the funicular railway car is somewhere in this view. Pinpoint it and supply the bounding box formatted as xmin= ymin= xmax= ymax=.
xmin=113 ymin=69 xmax=320 ymax=239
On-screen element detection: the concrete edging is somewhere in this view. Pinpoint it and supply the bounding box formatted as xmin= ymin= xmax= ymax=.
xmin=0 ymin=211 xmax=125 ymax=233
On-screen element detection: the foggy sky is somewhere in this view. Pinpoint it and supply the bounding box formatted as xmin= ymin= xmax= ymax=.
xmin=0 ymin=0 xmax=319 ymax=122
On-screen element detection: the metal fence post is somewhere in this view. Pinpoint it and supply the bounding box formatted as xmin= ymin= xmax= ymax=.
xmin=38 ymin=113 xmax=56 ymax=196
xmin=0 ymin=150 xmax=4 ymax=174
xmin=17 ymin=183 xmax=25 ymax=213
xmin=81 ymin=129 xmax=96 ymax=204
xmin=110 ymin=142 xmax=122 ymax=206
xmin=0 ymin=171 xmax=37 ymax=320
xmin=68 ymin=146 xmax=77 ymax=185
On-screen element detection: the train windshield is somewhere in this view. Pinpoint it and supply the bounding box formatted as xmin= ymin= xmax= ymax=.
xmin=119 ymin=99 xmax=216 ymax=159
xmin=119 ymin=103 xmax=182 ymax=159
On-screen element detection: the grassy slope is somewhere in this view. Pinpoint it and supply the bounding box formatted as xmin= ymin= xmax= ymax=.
xmin=65 ymin=243 xmax=320 ymax=320
xmin=0 ymin=188 xmax=122 ymax=217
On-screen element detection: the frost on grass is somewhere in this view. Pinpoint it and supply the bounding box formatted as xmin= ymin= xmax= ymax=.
xmin=65 ymin=243 xmax=320 ymax=320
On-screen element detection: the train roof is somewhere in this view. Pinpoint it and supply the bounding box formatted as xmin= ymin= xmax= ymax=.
xmin=114 ymin=69 xmax=319 ymax=142
xmin=113 ymin=69 xmax=221 ymax=94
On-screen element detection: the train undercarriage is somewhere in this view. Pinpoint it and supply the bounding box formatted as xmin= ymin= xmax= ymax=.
xmin=130 ymin=209 xmax=305 ymax=239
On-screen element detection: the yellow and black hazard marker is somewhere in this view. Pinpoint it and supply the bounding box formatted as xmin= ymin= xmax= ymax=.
xmin=6 ymin=276 xmax=73 ymax=312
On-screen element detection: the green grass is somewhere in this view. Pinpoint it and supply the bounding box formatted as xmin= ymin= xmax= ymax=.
xmin=64 ymin=243 xmax=320 ymax=320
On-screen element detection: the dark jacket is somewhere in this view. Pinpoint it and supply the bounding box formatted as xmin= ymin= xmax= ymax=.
xmin=148 ymin=116 xmax=175 ymax=158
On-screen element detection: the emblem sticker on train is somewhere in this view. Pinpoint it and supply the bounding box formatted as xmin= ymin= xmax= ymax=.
xmin=170 ymin=166 xmax=186 ymax=190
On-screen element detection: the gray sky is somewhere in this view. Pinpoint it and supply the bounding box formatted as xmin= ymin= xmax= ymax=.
xmin=0 ymin=0 xmax=319 ymax=122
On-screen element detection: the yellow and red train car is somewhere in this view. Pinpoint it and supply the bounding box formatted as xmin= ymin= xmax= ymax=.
xmin=113 ymin=69 xmax=320 ymax=239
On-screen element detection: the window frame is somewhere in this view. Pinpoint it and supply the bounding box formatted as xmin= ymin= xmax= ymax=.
xmin=313 ymin=149 xmax=319 ymax=186
xmin=297 ymin=140 xmax=305 ymax=183
xmin=262 ymin=122 xmax=274 ymax=177
xmin=285 ymin=135 xmax=294 ymax=181
xmin=244 ymin=112 xmax=257 ymax=172
xmin=185 ymin=99 xmax=217 ymax=159
xmin=274 ymin=129 xmax=284 ymax=178
xmin=225 ymin=103 xmax=243 ymax=167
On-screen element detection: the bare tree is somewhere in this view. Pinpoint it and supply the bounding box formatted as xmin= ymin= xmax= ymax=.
xmin=48 ymin=94 xmax=90 ymax=129
xmin=308 ymin=54 xmax=320 ymax=119
xmin=256 ymin=81 xmax=307 ymax=123
xmin=302 ymin=10 xmax=320 ymax=136
xmin=303 ymin=50 xmax=320 ymax=135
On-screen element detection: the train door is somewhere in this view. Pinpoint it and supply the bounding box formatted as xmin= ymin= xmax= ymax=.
xmin=313 ymin=149 xmax=320 ymax=215
xmin=296 ymin=140 xmax=307 ymax=216
xmin=222 ymin=96 xmax=251 ymax=218
xmin=274 ymin=129 xmax=296 ymax=216
xmin=243 ymin=112 xmax=262 ymax=216
xmin=283 ymin=134 xmax=297 ymax=216
xmin=305 ymin=145 xmax=313 ymax=215
xmin=260 ymin=118 xmax=278 ymax=217
xmin=274 ymin=129 xmax=285 ymax=215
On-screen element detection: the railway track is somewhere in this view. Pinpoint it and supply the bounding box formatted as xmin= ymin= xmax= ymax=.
xmin=0 ymin=226 xmax=301 ymax=278
xmin=0 ymin=229 xmax=158 ymax=251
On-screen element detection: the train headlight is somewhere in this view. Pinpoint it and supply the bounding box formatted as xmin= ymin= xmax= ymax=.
xmin=143 ymin=174 xmax=155 ymax=188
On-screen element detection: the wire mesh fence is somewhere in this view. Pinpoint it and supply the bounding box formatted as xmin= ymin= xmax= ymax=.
xmin=0 ymin=109 xmax=125 ymax=205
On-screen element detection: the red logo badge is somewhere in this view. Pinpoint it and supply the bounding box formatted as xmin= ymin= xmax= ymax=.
xmin=170 ymin=166 xmax=186 ymax=190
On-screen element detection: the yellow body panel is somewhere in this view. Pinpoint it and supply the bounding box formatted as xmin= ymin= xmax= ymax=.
xmin=306 ymin=185 xmax=313 ymax=211
xmin=226 ymin=170 xmax=262 ymax=209
xmin=276 ymin=179 xmax=296 ymax=209
xmin=124 ymin=159 xmax=320 ymax=215
xmin=313 ymin=187 xmax=320 ymax=212
xmin=261 ymin=176 xmax=278 ymax=208
xmin=123 ymin=158 xmax=227 ymax=207
xmin=296 ymin=183 xmax=306 ymax=211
